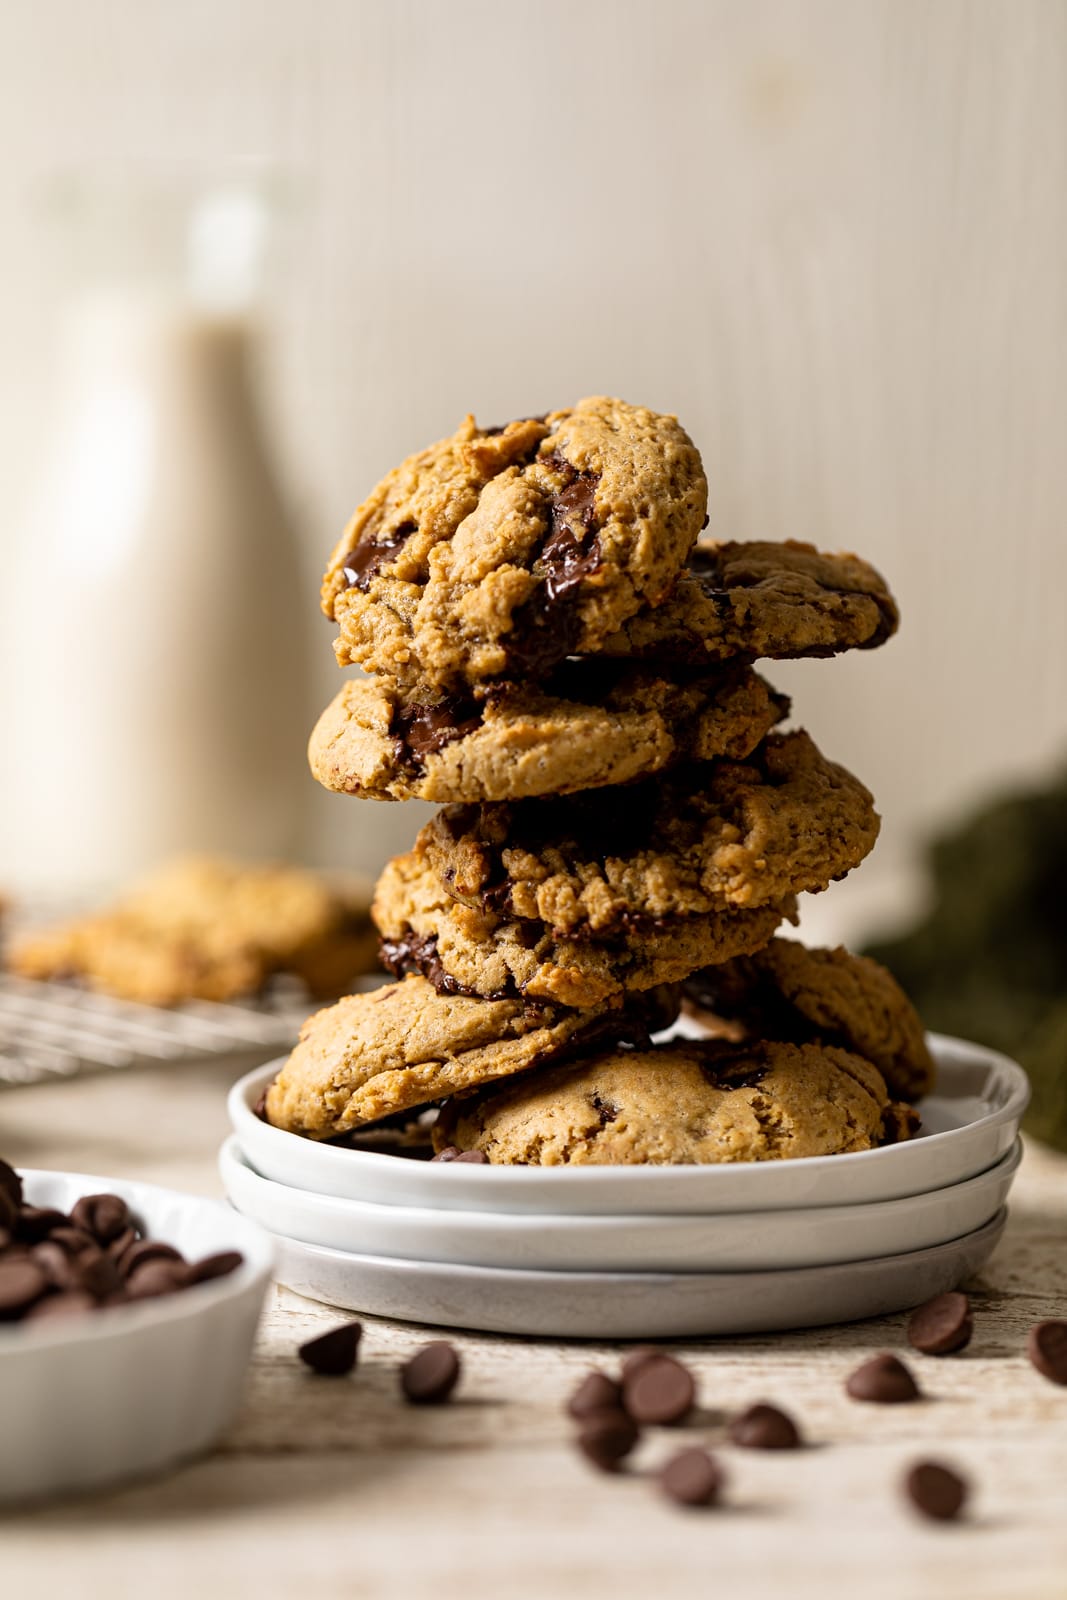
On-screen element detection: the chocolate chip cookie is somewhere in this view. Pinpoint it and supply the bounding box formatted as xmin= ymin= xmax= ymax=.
xmin=433 ymin=1036 xmax=918 ymax=1164
xmin=375 ymin=844 xmax=792 ymax=1007
xmin=683 ymin=938 xmax=935 ymax=1101
xmin=8 ymin=856 xmax=377 ymax=1006
xmin=597 ymin=540 xmax=899 ymax=663
xmin=263 ymin=975 xmax=680 ymax=1135
xmin=308 ymin=661 xmax=787 ymax=804
xmin=323 ymin=398 xmax=707 ymax=694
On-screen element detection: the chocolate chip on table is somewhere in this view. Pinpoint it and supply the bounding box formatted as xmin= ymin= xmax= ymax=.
xmin=907 ymin=1292 xmax=974 ymax=1356
xmin=728 ymin=1402 xmax=802 ymax=1450
xmin=401 ymin=1341 xmax=462 ymax=1404
xmin=70 ymin=1193 xmax=130 ymax=1245
xmin=660 ymin=1447 xmax=724 ymax=1508
xmin=620 ymin=1345 xmax=661 ymax=1380
xmin=904 ymin=1461 xmax=969 ymax=1522
xmin=568 ymin=1370 xmax=623 ymax=1420
xmin=0 ymin=1257 xmax=49 ymax=1319
xmin=845 ymin=1353 xmax=922 ymax=1404
xmin=299 ymin=1320 xmax=363 ymax=1377
xmin=576 ymin=1409 xmax=639 ymax=1473
xmin=1026 ymin=1320 xmax=1067 ymax=1385
xmin=622 ymin=1354 xmax=696 ymax=1425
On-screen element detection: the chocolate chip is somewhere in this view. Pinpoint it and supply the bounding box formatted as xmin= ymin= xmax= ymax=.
xmin=106 ymin=1225 xmax=140 ymax=1263
xmin=576 ymin=1409 xmax=639 ymax=1472
xmin=392 ymin=696 xmax=483 ymax=770
xmin=728 ymin=1402 xmax=802 ymax=1450
xmin=431 ymin=1146 xmax=462 ymax=1163
xmin=48 ymin=1225 xmax=96 ymax=1256
xmin=341 ymin=521 xmax=417 ymax=590
xmin=401 ymin=1341 xmax=461 ymax=1404
xmin=1027 ymin=1320 xmax=1067 ymax=1385
xmin=660 ymin=1447 xmax=724 ymax=1508
xmin=298 ymin=1321 xmax=363 ymax=1377
xmin=70 ymin=1193 xmax=130 ymax=1245
xmin=0 ymin=1257 xmax=49 ymax=1318
xmin=379 ymin=930 xmax=512 ymax=1000
xmin=31 ymin=1241 xmax=83 ymax=1290
xmin=904 ymin=1461 xmax=969 ymax=1522
xmin=0 ymin=1188 xmax=15 ymax=1233
xmin=622 ymin=1355 xmax=696 ymax=1425
xmin=78 ymin=1252 xmax=124 ymax=1301
xmin=620 ymin=1346 xmax=661 ymax=1380
xmin=430 ymin=1146 xmax=488 ymax=1165
xmin=0 ymin=1157 xmax=23 ymax=1212
xmin=24 ymin=1289 xmax=97 ymax=1322
xmin=845 ymin=1353 xmax=921 ymax=1403
xmin=116 ymin=1239 xmax=180 ymax=1277
xmin=907 ymin=1292 xmax=974 ymax=1356
xmin=568 ymin=1370 xmax=623 ymax=1420
xmin=125 ymin=1258 xmax=189 ymax=1300
xmin=187 ymin=1251 xmax=244 ymax=1285
xmin=15 ymin=1206 xmax=67 ymax=1244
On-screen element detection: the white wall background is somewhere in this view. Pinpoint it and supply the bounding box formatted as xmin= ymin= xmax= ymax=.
xmin=1 ymin=0 xmax=1064 ymax=920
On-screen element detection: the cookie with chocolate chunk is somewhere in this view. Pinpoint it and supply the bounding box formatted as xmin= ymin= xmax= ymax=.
xmin=8 ymin=856 xmax=377 ymax=1006
xmin=433 ymin=1037 xmax=915 ymax=1165
xmin=684 ymin=938 xmax=935 ymax=1102
xmin=375 ymin=845 xmax=791 ymax=1008
xmin=323 ymin=397 xmax=707 ymax=694
xmin=263 ymin=975 xmax=679 ymax=1135
xmin=597 ymin=540 xmax=898 ymax=663
xmin=308 ymin=660 xmax=787 ymax=804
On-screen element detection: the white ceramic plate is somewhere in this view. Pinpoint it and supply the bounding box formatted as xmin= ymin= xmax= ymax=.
xmin=221 ymin=1134 xmax=1021 ymax=1274
xmin=0 ymin=1170 xmax=274 ymax=1504
xmin=229 ymin=1034 xmax=1029 ymax=1216
xmin=272 ymin=1208 xmax=1007 ymax=1338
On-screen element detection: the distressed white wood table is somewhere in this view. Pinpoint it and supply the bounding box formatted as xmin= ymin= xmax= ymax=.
xmin=1 ymin=1056 xmax=1065 ymax=1600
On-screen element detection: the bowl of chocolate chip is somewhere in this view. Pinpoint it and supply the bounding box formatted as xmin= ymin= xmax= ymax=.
xmin=0 ymin=1158 xmax=273 ymax=1504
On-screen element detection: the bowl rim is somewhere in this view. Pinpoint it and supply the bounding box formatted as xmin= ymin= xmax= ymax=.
xmin=0 ymin=1169 xmax=275 ymax=1354
xmin=220 ymin=1130 xmax=1023 ymax=1230
xmin=229 ymin=1031 xmax=1031 ymax=1187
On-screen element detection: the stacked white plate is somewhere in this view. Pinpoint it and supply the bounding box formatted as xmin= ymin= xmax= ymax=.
xmin=222 ymin=1034 xmax=1029 ymax=1338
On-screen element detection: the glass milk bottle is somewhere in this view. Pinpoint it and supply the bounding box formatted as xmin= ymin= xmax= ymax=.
xmin=3 ymin=181 xmax=309 ymax=895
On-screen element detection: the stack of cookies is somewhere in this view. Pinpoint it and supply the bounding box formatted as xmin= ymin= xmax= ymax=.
xmin=265 ymin=397 xmax=933 ymax=1163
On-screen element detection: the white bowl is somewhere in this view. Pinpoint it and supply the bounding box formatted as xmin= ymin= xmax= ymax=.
xmin=0 ymin=1170 xmax=274 ymax=1504
xmin=271 ymin=1209 xmax=1008 ymax=1338
xmin=221 ymin=1133 xmax=1021 ymax=1274
xmin=229 ymin=1034 xmax=1029 ymax=1215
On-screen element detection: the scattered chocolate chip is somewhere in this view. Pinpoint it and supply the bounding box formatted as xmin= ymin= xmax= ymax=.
xmin=660 ymin=1447 xmax=724 ymax=1507
xmin=298 ymin=1321 xmax=363 ymax=1376
xmin=70 ymin=1193 xmax=130 ymax=1245
xmin=728 ymin=1402 xmax=802 ymax=1450
xmin=15 ymin=1206 xmax=67 ymax=1244
xmin=0 ymin=1257 xmax=49 ymax=1318
xmin=620 ymin=1345 xmax=661 ymax=1380
xmin=1027 ymin=1320 xmax=1067 ymax=1385
xmin=576 ymin=1409 xmax=639 ymax=1472
xmin=401 ymin=1341 xmax=461 ymax=1404
xmin=622 ymin=1355 xmax=696 ymax=1426
xmin=904 ymin=1461 xmax=969 ymax=1522
xmin=845 ymin=1353 xmax=921 ymax=1403
xmin=117 ymin=1239 xmax=182 ymax=1278
xmin=568 ymin=1370 xmax=623 ymax=1420
xmin=907 ymin=1292 xmax=974 ymax=1356
xmin=25 ymin=1290 xmax=97 ymax=1322
xmin=187 ymin=1251 xmax=244 ymax=1285
xmin=125 ymin=1258 xmax=190 ymax=1300
xmin=0 ymin=1157 xmax=22 ymax=1212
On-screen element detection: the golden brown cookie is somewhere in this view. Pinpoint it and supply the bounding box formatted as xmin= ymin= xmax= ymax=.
xmin=598 ymin=540 xmax=899 ymax=663
xmin=7 ymin=857 xmax=377 ymax=1006
xmin=683 ymin=938 xmax=935 ymax=1101
xmin=263 ymin=975 xmax=680 ymax=1135
xmin=433 ymin=1037 xmax=918 ymax=1165
xmin=323 ymin=398 xmax=707 ymax=694
xmin=308 ymin=661 xmax=786 ymax=804
xmin=374 ymin=845 xmax=791 ymax=1008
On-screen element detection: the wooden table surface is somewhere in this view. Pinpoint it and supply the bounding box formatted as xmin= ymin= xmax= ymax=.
xmin=2 ymin=1054 xmax=1065 ymax=1600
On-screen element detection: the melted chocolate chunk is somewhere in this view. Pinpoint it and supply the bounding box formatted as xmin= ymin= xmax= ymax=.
xmin=503 ymin=456 xmax=603 ymax=676
xmin=391 ymin=696 xmax=483 ymax=770
xmin=341 ymin=521 xmax=417 ymax=590
xmin=379 ymin=933 xmax=515 ymax=1001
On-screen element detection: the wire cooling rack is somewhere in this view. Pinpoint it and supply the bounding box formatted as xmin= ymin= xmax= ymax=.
xmin=0 ymin=971 xmax=320 ymax=1087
